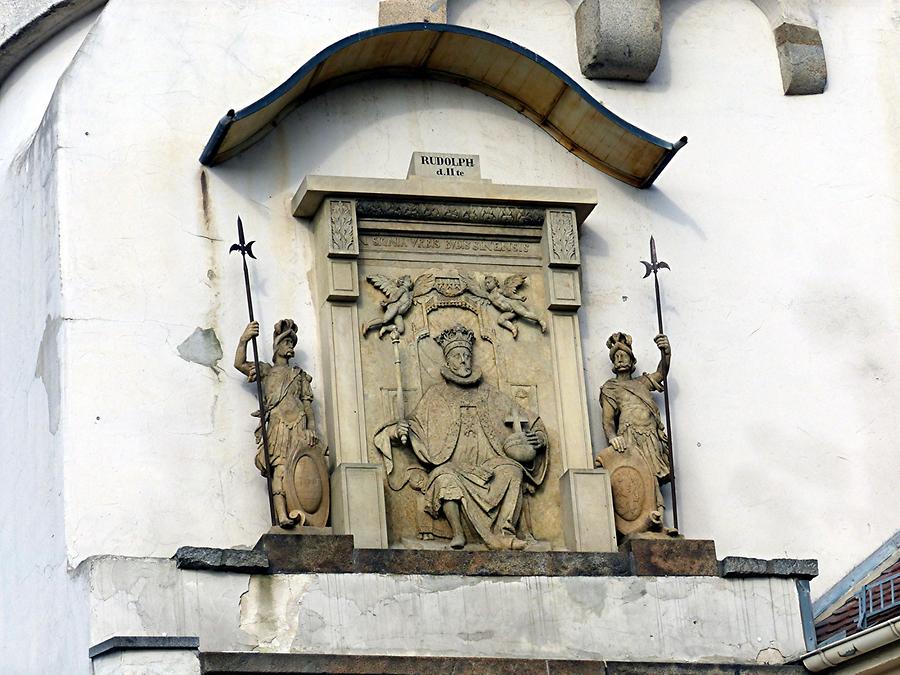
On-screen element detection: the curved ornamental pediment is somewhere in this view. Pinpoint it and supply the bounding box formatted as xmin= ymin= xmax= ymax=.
xmin=199 ymin=23 xmax=686 ymax=188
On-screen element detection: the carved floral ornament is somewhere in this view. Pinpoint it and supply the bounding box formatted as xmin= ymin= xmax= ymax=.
xmin=547 ymin=209 xmax=579 ymax=265
xmin=328 ymin=200 xmax=356 ymax=254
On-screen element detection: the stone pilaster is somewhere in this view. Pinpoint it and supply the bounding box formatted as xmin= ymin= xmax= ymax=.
xmin=313 ymin=198 xmax=388 ymax=548
xmin=543 ymin=207 xmax=617 ymax=552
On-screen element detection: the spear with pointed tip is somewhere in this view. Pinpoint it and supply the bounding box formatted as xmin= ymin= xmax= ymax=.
xmin=641 ymin=235 xmax=678 ymax=531
xmin=230 ymin=216 xmax=277 ymax=527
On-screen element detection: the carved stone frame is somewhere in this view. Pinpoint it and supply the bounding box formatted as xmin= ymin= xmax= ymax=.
xmin=294 ymin=175 xmax=616 ymax=551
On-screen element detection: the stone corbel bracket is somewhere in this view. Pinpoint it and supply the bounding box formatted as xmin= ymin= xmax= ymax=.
xmin=575 ymin=0 xmax=662 ymax=82
xmin=378 ymin=0 xmax=446 ymax=26
xmin=574 ymin=0 xmax=826 ymax=95
xmin=752 ymin=0 xmax=827 ymax=95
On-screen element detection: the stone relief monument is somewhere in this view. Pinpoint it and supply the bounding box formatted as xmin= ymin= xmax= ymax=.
xmin=373 ymin=324 xmax=548 ymax=550
xmin=595 ymin=331 xmax=678 ymax=540
xmin=294 ymin=152 xmax=617 ymax=551
xmin=234 ymin=319 xmax=330 ymax=528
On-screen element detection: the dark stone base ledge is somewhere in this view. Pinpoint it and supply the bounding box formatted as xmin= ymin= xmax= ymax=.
xmin=625 ymin=538 xmax=719 ymax=576
xmin=720 ymin=556 xmax=818 ymax=580
xmin=200 ymin=652 xmax=807 ymax=674
xmin=89 ymin=635 xmax=199 ymax=659
xmin=174 ymin=546 xmax=269 ymax=573
xmin=172 ymin=535 xmax=816 ymax=580
xmin=255 ymin=533 xmax=630 ymax=576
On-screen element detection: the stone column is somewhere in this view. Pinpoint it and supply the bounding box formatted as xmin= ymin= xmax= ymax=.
xmin=543 ymin=208 xmax=616 ymax=552
xmin=313 ymin=198 xmax=388 ymax=548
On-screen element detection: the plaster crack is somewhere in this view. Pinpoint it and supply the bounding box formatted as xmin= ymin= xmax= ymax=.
xmin=187 ymin=230 xmax=223 ymax=242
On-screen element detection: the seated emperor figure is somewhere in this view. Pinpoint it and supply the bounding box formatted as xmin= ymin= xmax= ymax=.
xmin=374 ymin=324 xmax=548 ymax=550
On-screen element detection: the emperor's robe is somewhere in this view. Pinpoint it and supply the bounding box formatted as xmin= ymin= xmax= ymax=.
xmin=374 ymin=374 xmax=548 ymax=549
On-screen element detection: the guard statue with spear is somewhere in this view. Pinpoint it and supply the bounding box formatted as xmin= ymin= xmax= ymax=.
xmin=595 ymin=236 xmax=679 ymax=540
xmin=231 ymin=217 xmax=329 ymax=529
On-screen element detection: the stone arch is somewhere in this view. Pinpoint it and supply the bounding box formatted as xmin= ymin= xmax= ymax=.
xmin=749 ymin=0 xmax=827 ymax=95
xmin=574 ymin=0 xmax=826 ymax=94
xmin=0 ymin=0 xmax=107 ymax=86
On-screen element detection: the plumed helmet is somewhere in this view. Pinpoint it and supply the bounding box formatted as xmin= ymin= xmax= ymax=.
xmin=606 ymin=331 xmax=636 ymax=365
xmin=273 ymin=318 xmax=298 ymax=350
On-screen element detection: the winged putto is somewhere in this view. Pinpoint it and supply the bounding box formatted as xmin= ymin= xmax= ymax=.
xmin=362 ymin=273 xmax=435 ymax=337
xmin=463 ymin=273 xmax=547 ymax=338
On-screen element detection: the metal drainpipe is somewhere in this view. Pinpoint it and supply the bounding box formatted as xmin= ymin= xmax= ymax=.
xmin=802 ymin=615 xmax=900 ymax=671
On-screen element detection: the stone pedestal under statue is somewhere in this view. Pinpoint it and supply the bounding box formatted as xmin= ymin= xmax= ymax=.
xmin=84 ymin=538 xmax=817 ymax=673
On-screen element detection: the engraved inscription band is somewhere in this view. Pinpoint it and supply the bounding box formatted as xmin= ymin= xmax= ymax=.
xmin=356 ymin=199 xmax=545 ymax=226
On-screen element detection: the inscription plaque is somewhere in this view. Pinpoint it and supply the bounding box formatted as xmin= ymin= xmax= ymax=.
xmin=408 ymin=151 xmax=481 ymax=180
xmin=361 ymin=235 xmax=534 ymax=255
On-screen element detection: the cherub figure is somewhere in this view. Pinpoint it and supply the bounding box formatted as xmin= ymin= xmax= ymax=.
xmin=464 ymin=273 xmax=547 ymax=338
xmin=362 ymin=273 xmax=434 ymax=337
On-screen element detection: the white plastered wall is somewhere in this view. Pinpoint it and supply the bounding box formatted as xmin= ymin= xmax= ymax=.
xmin=0 ymin=2 xmax=896 ymax=638
xmin=0 ymin=12 xmax=97 ymax=673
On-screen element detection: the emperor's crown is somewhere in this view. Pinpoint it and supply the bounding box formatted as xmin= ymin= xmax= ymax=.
xmin=435 ymin=324 xmax=475 ymax=354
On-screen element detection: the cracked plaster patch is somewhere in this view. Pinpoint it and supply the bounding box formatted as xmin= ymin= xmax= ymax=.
xmin=177 ymin=327 xmax=223 ymax=370
xmin=757 ymin=646 xmax=786 ymax=664
xmin=34 ymin=314 xmax=62 ymax=433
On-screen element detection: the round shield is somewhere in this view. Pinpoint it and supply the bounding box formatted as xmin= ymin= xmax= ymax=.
xmin=596 ymin=444 xmax=658 ymax=537
xmin=285 ymin=446 xmax=330 ymax=528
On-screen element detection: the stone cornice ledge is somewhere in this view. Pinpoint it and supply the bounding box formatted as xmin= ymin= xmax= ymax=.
xmin=201 ymin=652 xmax=809 ymax=674
xmin=89 ymin=635 xmax=199 ymax=659
xmin=292 ymin=175 xmax=598 ymax=225
xmin=173 ymin=536 xmax=818 ymax=580
xmin=0 ymin=0 xmax=106 ymax=86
